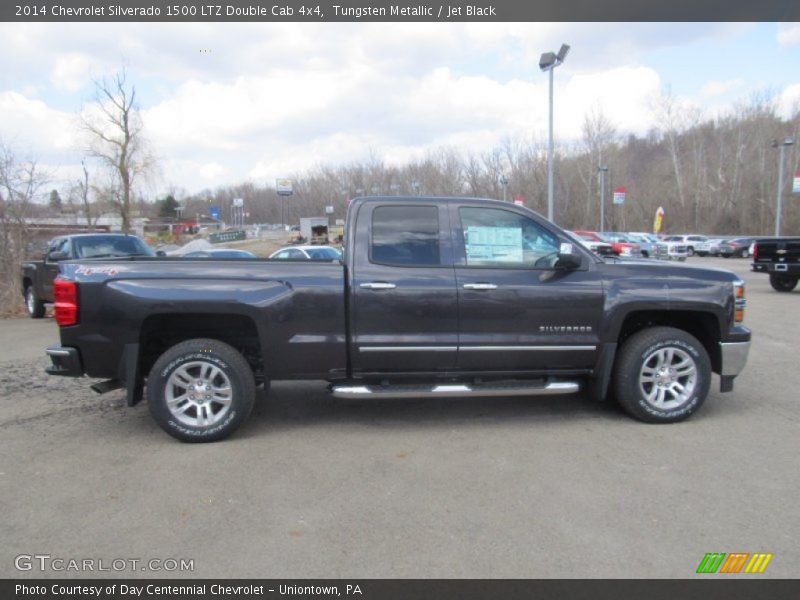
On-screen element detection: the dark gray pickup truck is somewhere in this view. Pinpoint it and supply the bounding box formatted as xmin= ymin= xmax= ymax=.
xmin=46 ymin=196 xmax=751 ymax=442
xmin=21 ymin=233 xmax=156 ymax=318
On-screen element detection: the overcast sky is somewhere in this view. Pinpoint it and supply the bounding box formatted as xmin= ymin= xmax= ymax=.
xmin=1 ymin=22 xmax=799 ymax=198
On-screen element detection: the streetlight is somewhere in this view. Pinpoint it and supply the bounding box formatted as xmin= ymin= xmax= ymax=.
xmin=598 ymin=165 xmax=608 ymax=232
xmin=772 ymin=136 xmax=794 ymax=236
xmin=499 ymin=174 xmax=509 ymax=201
xmin=539 ymin=43 xmax=570 ymax=223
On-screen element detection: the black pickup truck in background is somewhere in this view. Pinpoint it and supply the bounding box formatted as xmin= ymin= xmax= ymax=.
xmin=21 ymin=233 xmax=158 ymax=318
xmin=45 ymin=196 xmax=751 ymax=442
xmin=751 ymin=238 xmax=800 ymax=291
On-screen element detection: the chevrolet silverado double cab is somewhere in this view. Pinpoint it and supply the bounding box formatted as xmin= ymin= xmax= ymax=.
xmin=751 ymin=237 xmax=800 ymax=291
xmin=21 ymin=233 xmax=157 ymax=318
xmin=46 ymin=197 xmax=751 ymax=442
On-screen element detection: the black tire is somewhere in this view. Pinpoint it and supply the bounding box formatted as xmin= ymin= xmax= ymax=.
xmin=769 ymin=274 xmax=798 ymax=292
xmin=147 ymin=338 xmax=256 ymax=442
xmin=25 ymin=285 xmax=45 ymax=319
xmin=613 ymin=326 xmax=711 ymax=423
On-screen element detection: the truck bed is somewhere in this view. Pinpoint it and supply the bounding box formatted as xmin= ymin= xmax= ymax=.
xmin=57 ymin=257 xmax=348 ymax=381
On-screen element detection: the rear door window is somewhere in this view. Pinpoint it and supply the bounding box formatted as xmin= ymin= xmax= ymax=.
xmin=371 ymin=205 xmax=440 ymax=266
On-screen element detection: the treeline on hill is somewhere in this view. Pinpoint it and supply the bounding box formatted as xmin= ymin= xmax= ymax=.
xmin=173 ymin=98 xmax=800 ymax=236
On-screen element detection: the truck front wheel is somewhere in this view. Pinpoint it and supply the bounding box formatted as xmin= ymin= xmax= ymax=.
xmin=613 ymin=327 xmax=711 ymax=423
xmin=147 ymin=338 xmax=255 ymax=442
xmin=769 ymin=274 xmax=798 ymax=292
xmin=25 ymin=285 xmax=46 ymax=318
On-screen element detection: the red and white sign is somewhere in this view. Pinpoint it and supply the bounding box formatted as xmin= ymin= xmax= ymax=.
xmin=793 ymin=170 xmax=800 ymax=193
xmin=513 ymin=195 xmax=525 ymax=206
xmin=613 ymin=186 xmax=627 ymax=205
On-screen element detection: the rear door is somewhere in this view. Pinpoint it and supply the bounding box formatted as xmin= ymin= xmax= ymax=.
xmin=452 ymin=202 xmax=604 ymax=372
xmin=350 ymin=201 xmax=458 ymax=374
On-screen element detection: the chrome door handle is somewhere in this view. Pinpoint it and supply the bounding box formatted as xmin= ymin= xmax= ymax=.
xmin=360 ymin=282 xmax=397 ymax=290
xmin=463 ymin=283 xmax=497 ymax=290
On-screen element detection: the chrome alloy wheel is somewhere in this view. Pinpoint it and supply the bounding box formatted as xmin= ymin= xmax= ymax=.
xmin=165 ymin=360 xmax=233 ymax=427
xmin=638 ymin=347 xmax=697 ymax=410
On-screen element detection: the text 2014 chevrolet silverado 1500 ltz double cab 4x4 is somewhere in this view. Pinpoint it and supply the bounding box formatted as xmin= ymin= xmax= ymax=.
xmin=45 ymin=197 xmax=751 ymax=442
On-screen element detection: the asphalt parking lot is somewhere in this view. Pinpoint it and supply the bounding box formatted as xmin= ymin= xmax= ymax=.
xmin=1 ymin=257 xmax=798 ymax=579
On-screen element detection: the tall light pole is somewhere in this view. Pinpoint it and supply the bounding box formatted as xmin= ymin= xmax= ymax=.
xmin=772 ymin=137 xmax=794 ymax=236
xmin=598 ymin=165 xmax=608 ymax=232
xmin=539 ymin=43 xmax=570 ymax=223
xmin=499 ymin=174 xmax=509 ymax=201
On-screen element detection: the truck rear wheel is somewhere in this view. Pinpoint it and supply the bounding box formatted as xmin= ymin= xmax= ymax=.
xmin=769 ymin=274 xmax=798 ymax=292
xmin=147 ymin=338 xmax=255 ymax=442
xmin=613 ymin=327 xmax=710 ymax=423
xmin=25 ymin=285 xmax=45 ymax=319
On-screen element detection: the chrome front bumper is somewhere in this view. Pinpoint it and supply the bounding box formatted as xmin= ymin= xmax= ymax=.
xmin=720 ymin=341 xmax=751 ymax=377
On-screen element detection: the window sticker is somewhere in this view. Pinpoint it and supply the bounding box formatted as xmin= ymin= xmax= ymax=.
xmin=466 ymin=226 xmax=523 ymax=263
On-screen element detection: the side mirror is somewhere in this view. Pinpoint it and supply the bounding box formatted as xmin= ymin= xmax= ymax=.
xmin=156 ymin=250 xmax=166 ymax=257
xmin=555 ymin=243 xmax=582 ymax=270
xmin=47 ymin=250 xmax=68 ymax=262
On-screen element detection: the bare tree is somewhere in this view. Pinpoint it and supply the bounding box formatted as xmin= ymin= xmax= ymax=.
xmin=0 ymin=141 xmax=48 ymax=314
xmin=81 ymin=70 xmax=154 ymax=233
xmin=68 ymin=160 xmax=101 ymax=230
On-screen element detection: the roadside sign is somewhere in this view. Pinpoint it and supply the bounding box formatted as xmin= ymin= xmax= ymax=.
xmin=613 ymin=187 xmax=627 ymax=205
xmin=209 ymin=230 xmax=247 ymax=244
xmin=210 ymin=206 xmax=220 ymax=220
xmin=276 ymin=178 xmax=293 ymax=196
xmin=325 ymin=205 xmax=334 ymax=214
xmin=793 ymin=170 xmax=800 ymax=193
xmin=233 ymin=197 xmax=244 ymax=207
xmin=514 ymin=195 xmax=525 ymax=206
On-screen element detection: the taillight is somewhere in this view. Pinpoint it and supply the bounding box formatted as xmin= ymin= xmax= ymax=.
xmin=54 ymin=279 xmax=78 ymax=326
xmin=733 ymin=281 xmax=745 ymax=324
xmin=753 ymin=242 xmax=758 ymax=261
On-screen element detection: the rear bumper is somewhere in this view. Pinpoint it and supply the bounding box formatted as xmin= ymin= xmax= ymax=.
xmin=752 ymin=262 xmax=800 ymax=275
xmin=45 ymin=345 xmax=83 ymax=377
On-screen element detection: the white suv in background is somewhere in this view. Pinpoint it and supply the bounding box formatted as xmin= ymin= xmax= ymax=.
xmin=662 ymin=234 xmax=707 ymax=257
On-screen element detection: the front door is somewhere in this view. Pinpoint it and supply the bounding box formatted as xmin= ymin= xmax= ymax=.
xmin=452 ymin=203 xmax=604 ymax=372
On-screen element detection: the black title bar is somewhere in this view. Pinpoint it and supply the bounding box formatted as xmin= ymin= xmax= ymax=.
xmin=3 ymin=0 xmax=800 ymax=22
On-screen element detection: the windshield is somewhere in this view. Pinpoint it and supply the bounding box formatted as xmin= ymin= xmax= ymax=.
xmin=73 ymin=235 xmax=155 ymax=258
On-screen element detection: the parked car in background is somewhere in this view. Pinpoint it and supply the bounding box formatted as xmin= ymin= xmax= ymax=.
xmin=751 ymin=237 xmax=800 ymax=292
xmin=568 ymin=231 xmax=616 ymax=257
xmin=573 ymin=231 xmax=641 ymax=257
xmin=662 ymin=235 xmax=708 ymax=256
xmin=183 ymin=249 xmax=257 ymax=258
xmin=269 ymin=245 xmax=343 ymax=260
xmin=695 ymin=238 xmax=729 ymax=257
xmin=624 ymin=232 xmax=669 ymax=259
xmin=597 ymin=232 xmax=643 ymax=257
xmin=21 ymin=233 xmax=157 ymax=318
xmin=719 ymin=237 xmax=756 ymax=258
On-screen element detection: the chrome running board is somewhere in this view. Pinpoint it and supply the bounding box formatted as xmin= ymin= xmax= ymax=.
xmin=331 ymin=379 xmax=580 ymax=400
